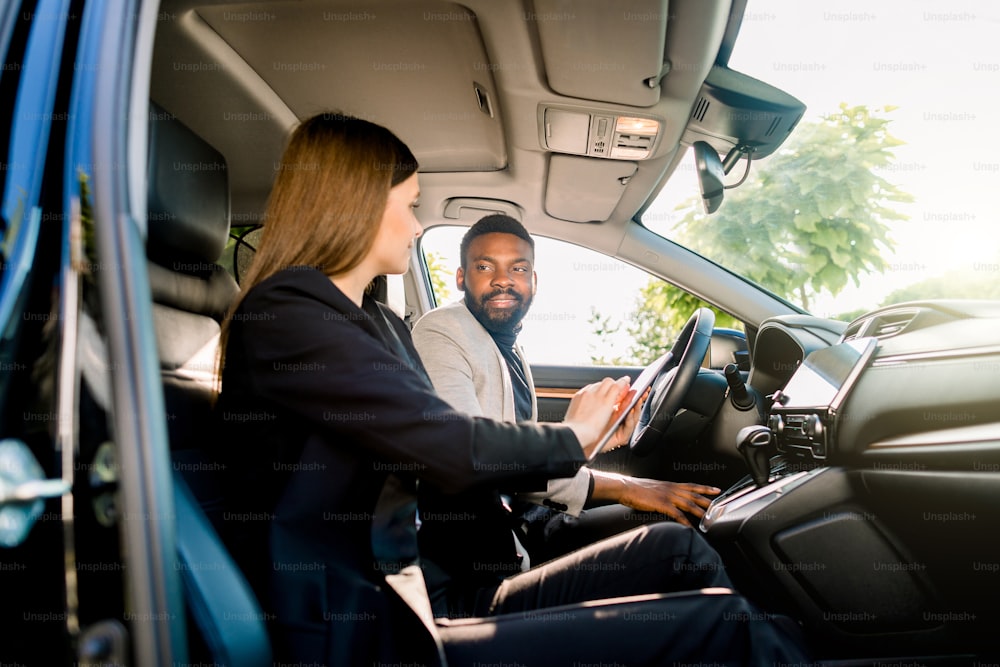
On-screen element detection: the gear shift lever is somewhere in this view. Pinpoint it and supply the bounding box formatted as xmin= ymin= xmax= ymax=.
xmin=737 ymin=425 xmax=776 ymax=487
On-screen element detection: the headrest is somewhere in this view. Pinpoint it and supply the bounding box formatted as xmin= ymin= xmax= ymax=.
xmin=147 ymin=103 xmax=230 ymax=268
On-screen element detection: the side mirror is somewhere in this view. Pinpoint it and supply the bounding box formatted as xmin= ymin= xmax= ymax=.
xmin=693 ymin=141 xmax=725 ymax=214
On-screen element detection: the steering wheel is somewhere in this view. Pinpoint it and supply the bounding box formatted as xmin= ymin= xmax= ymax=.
xmin=629 ymin=307 xmax=715 ymax=456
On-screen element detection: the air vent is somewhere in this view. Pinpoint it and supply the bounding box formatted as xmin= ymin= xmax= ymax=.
xmin=845 ymin=308 xmax=920 ymax=342
xmin=692 ymin=97 xmax=710 ymax=122
xmin=840 ymin=321 xmax=864 ymax=342
xmin=870 ymin=310 xmax=917 ymax=338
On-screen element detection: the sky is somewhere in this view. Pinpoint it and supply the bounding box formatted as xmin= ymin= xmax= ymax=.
xmin=424 ymin=0 xmax=1000 ymax=363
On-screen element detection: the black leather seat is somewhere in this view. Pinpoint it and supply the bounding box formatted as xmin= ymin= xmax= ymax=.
xmin=146 ymin=104 xmax=238 ymax=498
xmin=146 ymin=102 xmax=271 ymax=667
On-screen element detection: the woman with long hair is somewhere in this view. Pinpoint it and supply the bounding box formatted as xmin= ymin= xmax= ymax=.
xmin=215 ymin=113 xmax=809 ymax=666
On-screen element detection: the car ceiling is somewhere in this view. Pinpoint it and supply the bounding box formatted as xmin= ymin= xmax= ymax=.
xmin=151 ymin=0 xmax=740 ymax=250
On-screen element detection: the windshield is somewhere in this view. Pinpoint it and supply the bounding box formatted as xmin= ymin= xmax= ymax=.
xmin=642 ymin=1 xmax=1000 ymax=321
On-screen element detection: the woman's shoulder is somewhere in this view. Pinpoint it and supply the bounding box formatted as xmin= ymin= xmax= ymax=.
xmin=240 ymin=266 xmax=348 ymax=312
xmin=252 ymin=265 xmax=328 ymax=294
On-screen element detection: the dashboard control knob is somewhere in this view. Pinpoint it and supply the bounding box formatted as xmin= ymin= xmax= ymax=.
xmin=803 ymin=414 xmax=822 ymax=438
xmin=768 ymin=414 xmax=784 ymax=434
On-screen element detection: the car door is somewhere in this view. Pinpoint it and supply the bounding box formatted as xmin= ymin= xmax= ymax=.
xmin=1 ymin=2 xmax=85 ymax=663
xmin=1 ymin=2 xmax=191 ymax=665
xmin=69 ymin=0 xmax=191 ymax=664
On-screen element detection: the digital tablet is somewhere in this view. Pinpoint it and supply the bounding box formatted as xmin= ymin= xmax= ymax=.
xmin=587 ymin=351 xmax=673 ymax=462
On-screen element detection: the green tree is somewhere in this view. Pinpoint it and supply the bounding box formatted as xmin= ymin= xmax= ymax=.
xmin=587 ymin=308 xmax=631 ymax=366
xmin=425 ymin=251 xmax=452 ymax=303
xmin=593 ymin=104 xmax=911 ymax=365
xmin=675 ymin=103 xmax=910 ymax=311
xmin=592 ymin=286 xmax=743 ymax=366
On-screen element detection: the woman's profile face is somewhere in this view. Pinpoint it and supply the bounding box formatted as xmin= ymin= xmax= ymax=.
xmin=368 ymin=173 xmax=422 ymax=276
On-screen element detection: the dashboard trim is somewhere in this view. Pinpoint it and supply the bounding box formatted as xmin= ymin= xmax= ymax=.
xmin=701 ymin=469 xmax=815 ymax=531
xmin=872 ymin=344 xmax=1000 ymax=366
xmin=866 ymin=422 xmax=1000 ymax=449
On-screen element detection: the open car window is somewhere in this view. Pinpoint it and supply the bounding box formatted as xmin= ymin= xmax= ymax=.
xmin=420 ymin=225 xmax=743 ymax=366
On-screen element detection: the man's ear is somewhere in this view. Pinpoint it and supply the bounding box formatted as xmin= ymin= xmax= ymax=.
xmin=456 ymin=266 xmax=465 ymax=292
xmin=532 ymin=271 xmax=538 ymax=296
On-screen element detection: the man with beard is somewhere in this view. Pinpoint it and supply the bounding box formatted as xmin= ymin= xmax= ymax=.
xmin=412 ymin=215 xmax=724 ymax=610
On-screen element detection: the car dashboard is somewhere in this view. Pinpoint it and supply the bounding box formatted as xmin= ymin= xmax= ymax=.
xmin=700 ymin=300 xmax=1000 ymax=659
xmin=752 ymin=300 xmax=1000 ymax=467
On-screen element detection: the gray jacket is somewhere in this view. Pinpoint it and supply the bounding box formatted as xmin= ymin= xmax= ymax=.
xmin=412 ymin=300 xmax=592 ymax=515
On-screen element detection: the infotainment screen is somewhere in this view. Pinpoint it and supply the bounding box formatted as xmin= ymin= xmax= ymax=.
xmin=777 ymin=337 xmax=877 ymax=410
xmin=770 ymin=337 xmax=878 ymax=460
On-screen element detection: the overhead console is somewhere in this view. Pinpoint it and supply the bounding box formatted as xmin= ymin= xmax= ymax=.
xmin=540 ymin=105 xmax=662 ymax=160
xmin=531 ymin=0 xmax=732 ymax=164
xmin=536 ymin=104 xmax=662 ymax=222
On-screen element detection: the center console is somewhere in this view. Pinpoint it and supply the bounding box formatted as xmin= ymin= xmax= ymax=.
xmin=702 ymin=337 xmax=877 ymax=532
xmin=698 ymin=334 xmax=953 ymax=656
xmin=695 ymin=305 xmax=1000 ymax=658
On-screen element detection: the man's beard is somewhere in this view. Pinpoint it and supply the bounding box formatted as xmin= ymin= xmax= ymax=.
xmin=465 ymin=288 xmax=533 ymax=334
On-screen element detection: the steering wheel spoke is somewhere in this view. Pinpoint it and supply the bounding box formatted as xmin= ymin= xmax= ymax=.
xmin=629 ymin=308 xmax=715 ymax=456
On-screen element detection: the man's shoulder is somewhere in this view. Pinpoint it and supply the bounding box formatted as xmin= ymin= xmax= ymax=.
xmin=412 ymin=300 xmax=478 ymax=334
xmin=412 ymin=301 xmax=496 ymax=365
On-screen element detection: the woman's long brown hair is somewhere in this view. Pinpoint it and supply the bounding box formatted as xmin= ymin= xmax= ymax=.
xmin=216 ymin=113 xmax=418 ymax=389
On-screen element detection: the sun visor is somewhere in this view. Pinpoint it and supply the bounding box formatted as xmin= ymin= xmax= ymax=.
xmin=442 ymin=197 xmax=524 ymax=223
xmin=532 ymin=0 xmax=669 ymax=107
xmin=545 ymin=155 xmax=637 ymax=223
xmin=196 ymin=1 xmax=506 ymax=172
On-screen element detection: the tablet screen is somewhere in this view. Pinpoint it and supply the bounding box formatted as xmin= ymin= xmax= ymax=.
xmin=587 ymin=351 xmax=673 ymax=462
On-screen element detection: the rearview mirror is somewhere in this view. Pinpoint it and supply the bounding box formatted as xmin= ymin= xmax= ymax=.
xmin=693 ymin=141 xmax=725 ymax=214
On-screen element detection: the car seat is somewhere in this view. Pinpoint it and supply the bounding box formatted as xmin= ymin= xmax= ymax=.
xmin=146 ymin=101 xmax=271 ymax=667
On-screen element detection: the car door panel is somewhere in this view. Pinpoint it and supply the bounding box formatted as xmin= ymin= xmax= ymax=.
xmin=532 ymin=363 xmax=644 ymax=423
xmin=1 ymin=1 xmax=76 ymax=664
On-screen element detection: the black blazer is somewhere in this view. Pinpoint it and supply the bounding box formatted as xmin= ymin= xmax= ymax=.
xmin=215 ymin=267 xmax=585 ymax=666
